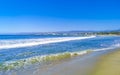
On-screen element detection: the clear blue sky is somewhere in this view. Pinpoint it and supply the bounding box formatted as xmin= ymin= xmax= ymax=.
xmin=0 ymin=0 xmax=120 ymax=33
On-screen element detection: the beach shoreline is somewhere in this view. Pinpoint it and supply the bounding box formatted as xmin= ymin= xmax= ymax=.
xmin=1 ymin=48 xmax=120 ymax=75
xmin=30 ymin=48 xmax=120 ymax=75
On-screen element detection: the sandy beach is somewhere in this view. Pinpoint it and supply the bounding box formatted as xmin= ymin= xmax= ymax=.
xmin=91 ymin=49 xmax=120 ymax=75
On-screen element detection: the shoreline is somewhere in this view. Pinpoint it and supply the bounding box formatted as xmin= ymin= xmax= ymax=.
xmin=9 ymin=50 xmax=109 ymax=75
xmin=31 ymin=48 xmax=120 ymax=75
xmin=1 ymin=48 xmax=120 ymax=75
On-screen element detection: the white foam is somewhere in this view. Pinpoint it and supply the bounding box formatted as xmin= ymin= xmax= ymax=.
xmin=93 ymin=43 xmax=120 ymax=52
xmin=0 ymin=36 xmax=96 ymax=49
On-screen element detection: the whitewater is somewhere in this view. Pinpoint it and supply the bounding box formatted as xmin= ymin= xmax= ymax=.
xmin=0 ymin=36 xmax=96 ymax=49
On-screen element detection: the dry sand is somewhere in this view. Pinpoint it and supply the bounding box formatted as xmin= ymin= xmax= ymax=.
xmin=91 ymin=49 xmax=120 ymax=75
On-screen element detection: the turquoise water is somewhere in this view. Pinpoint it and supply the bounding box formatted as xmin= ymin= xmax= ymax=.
xmin=0 ymin=35 xmax=120 ymax=71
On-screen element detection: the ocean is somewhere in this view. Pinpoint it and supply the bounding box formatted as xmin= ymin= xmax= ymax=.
xmin=0 ymin=35 xmax=120 ymax=73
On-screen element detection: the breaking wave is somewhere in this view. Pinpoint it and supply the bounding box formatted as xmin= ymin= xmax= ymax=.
xmin=0 ymin=51 xmax=89 ymax=71
xmin=0 ymin=36 xmax=96 ymax=49
xmin=0 ymin=42 xmax=120 ymax=71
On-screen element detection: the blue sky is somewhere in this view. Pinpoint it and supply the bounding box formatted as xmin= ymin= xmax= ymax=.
xmin=0 ymin=0 xmax=120 ymax=33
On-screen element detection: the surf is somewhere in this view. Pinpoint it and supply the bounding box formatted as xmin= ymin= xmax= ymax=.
xmin=1 ymin=42 xmax=120 ymax=71
xmin=0 ymin=36 xmax=96 ymax=49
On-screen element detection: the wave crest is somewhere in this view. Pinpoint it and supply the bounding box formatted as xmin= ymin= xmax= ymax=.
xmin=0 ymin=36 xmax=96 ymax=49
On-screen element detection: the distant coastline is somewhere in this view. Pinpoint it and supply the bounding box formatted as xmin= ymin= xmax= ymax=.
xmin=0 ymin=29 xmax=120 ymax=36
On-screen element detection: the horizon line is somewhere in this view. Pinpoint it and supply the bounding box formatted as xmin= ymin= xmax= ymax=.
xmin=0 ymin=29 xmax=119 ymax=34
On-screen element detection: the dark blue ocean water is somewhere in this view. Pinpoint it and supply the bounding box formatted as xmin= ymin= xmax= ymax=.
xmin=0 ymin=35 xmax=120 ymax=64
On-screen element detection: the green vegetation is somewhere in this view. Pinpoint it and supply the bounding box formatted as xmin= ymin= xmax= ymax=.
xmin=97 ymin=31 xmax=120 ymax=35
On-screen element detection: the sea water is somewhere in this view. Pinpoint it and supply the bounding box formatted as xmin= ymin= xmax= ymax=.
xmin=0 ymin=35 xmax=120 ymax=72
